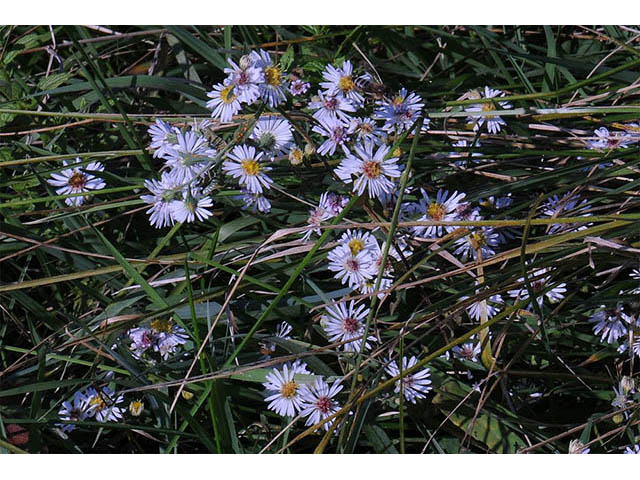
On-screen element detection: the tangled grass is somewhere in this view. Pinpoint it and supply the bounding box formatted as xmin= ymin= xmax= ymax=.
xmin=0 ymin=25 xmax=639 ymax=454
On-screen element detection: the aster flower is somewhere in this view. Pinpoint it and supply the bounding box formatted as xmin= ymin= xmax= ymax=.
xmin=385 ymin=356 xmax=432 ymax=404
xmin=150 ymin=318 xmax=189 ymax=360
xmin=586 ymin=127 xmax=633 ymax=150
xmin=322 ymin=300 xmax=374 ymax=352
xmin=452 ymin=227 xmax=500 ymax=261
xmin=57 ymin=390 xmax=89 ymax=433
xmin=452 ymin=336 xmax=482 ymax=363
xmin=289 ymin=78 xmax=310 ymax=96
xmin=464 ymin=86 xmax=512 ymax=134
xmin=128 ymin=327 xmax=155 ymax=359
xmin=335 ymin=140 xmax=401 ymax=200
xmin=288 ymin=145 xmax=304 ymax=165
xmin=250 ymin=49 xmax=289 ymax=108
xmin=411 ymin=188 xmax=467 ymax=238
xmin=351 ymin=116 xmax=386 ymax=145
xmin=568 ymin=440 xmax=590 ymax=454
xmin=206 ymin=82 xmax=242 ymax=123
xmin=624 ymin=444 xmax=640 ymax=454
xmin=223 ymin=57 xmax=263 ymax=105
xmin=85 ymin=386 xmax=124 ymax=423
xmin=450 ymin=139 xmax=483 ymax=167
xmin=148 ymin=119 xmax=180 ymax=158
xmin=140 ymin=171 xmax=182 ymax=229
xmin=262 ymin=362 xmax=308 ymax=417
xmin=164 ymin=130 xmax=217 ymax=184
xmin=320 ymin=60 xmax=364 ymax=106
xmin=235 ymin=187 xmax=271 ymax=214
xmin=540 ymin=194 xmax=591 ymax=234
xmin=250 ymin=116 xmax=293 ymax=158
xmin=47 ymin=158 xmax=106 ymax=206
xmin=327 ymin=243 xmax=377 ymax=288
xmin=299 ymin=378 xmax=343 ymax=431
xmin=589 ymin=304 xmax=629 ymax=344
xmin=375 ymin=88 xmax=425 ymax=134
xmin=465 ymin=294 xmax=504 ymax=322
xmin=302 ymin=192 xmax=349 ymax=240
xmin=129 ymin=400 xmax=144 ymax=417
xmin=170 ymin=186 xmax=214 ymax=224
xmin=309 ymin=90 xmax=356 ymax=124
xmin=259 ymin=321 xmax=293 ymax=358
xmin=507 ymin=267 xmax=567 ymax=309
xmin=312 ymin=117 xmax=353 ymax=156
xmin=223 ymin=145 xmax=273 ymax=194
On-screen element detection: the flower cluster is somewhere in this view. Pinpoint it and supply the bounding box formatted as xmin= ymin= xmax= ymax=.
xmin=57 ymin=386 xmax=124 ymax=433
xmin=128 ymin=318 xmax=189 ymax=361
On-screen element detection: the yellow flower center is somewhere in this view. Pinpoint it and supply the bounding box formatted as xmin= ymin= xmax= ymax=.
xmin=89 ymin=395 xmax=106 ymax=411
xmin=362 ymin=160 xmax=382 ymax=179
xmin=241 ymin=159 xmax=261 ymax=176
xmin=220 ymin=85 xmax=237 ymax=104
xmin=280 ymin=381 xmax=298 ymax=399
xmin=481 ymin=102 xmax=496 ymax=118
xmin=392 ymin=95 xmax=404 ymax=107
xmin=289 ymin=148 xmax=303 ymax=165
xmin=339 ymin=75 xmax=355 ymax=93
xmin=348 ymin=238 xmax=365 ymax=256
xmin=427 ymin=202 xmax=446 ymax=221
xmin=129 ymin=400 xmax=144 ymax=416
xmin=470 ymin=231 xmax=487 ymax=248
xmin=151 ymin=318 xmax=173 ymax=333
xmin=264 ymin=66 xmax=282 ymax=87
xmin=68 ymin=172 xmax=87 ymax=189
xmin=393 ymin=147 xmax=402 ymax=157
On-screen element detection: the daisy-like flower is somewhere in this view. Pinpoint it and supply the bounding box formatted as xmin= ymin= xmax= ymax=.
xmin=128 ymin=327 xmax=155 ymax=359
xmin=452 ymin=336 xmax=482 ymax=363
xmin=568 ymin=440 xmax=590 ymax=454
xmin=259 ymin=321 xmax=293 ymax=358
xmin=223 ymin=57 xmax=263 ymax=105
xmin=250 ymin=49 xmax=289 ymax=108
xmin=57 ymin=390 xmax=89 ymax=433
xmin=507 ymin=267 xmax=567 ymax=309
xmin=375 ymin=88 xmax=425 ymax=134
xmin=450 ymin=139 xmax=483 ymax=167
xmin=309 ymin=90 xmax=356 ymax=124
xmin=452 ymin=227 xmax=500 ymax=261
xmin=589 ymin=304 xmax=629 ymax=344
xmin=262 ymin=362 xmax=308 ymax=417
xmin=288 ymin=145 xmax=304 ymax=165
xmin=206 ymin=82 xmax=242 ymax=123
xmin=223 ymin=145 xmax=273 ymax=194
xmin=288 ymin=78 xmax=310 ymax=96
xmin=47 ymin=158 xmax=106 ymax=206
xmin=411 ymin=188 xmax=467 ymax=238
xmin=85 ymin=386 xmax=124 ymax=423
xmin=140 ymin=171 xmax=182 ymax=229
xmin=235 ymin=187 xmax=272 ymax=214
xmin=465 ymin=294 xmax=504 ymax=322
xmin=148 ymin=119 xmax=180 ymax=158
xmin=465 ymin=86 xmax=512 ymax=134
xmin=302 ymin=192 xmax=349 ymax=240
xmin=149 ymin=318 xmax=189 ymax=360
xmin=164 ymin=130 xmax=217 ymax=184
xmin=586 ymin=127 xmax=633 ymax=150
xmin=540 ymin=194 xmax=591 ymax=234
xmin=322 ymin=300 xmax=375 ymax=352
xmin=250 ymin=116 xmax=293 ymax=158
xmin=312 ymin=117 xmax=354 ymax=156
xmin=350 ymin=117 xmax=386 ymax=145
xmin=624 ymin=444 xmax=640 ymax=454
xmin=299 ymin=378 xmax=343 ymax=431
xmin=385 ymin=356 xmax=433 ymax=404
xmin=170 ymin=186 xmax=214 ymax=224
xmin=327 ymin=243 xmax=377 ymax=288
xmin=129 ymin=400 xmax=144 ymax=417
xmin=320 ymin=60 xmax=364 ymax=106
xmin=335 ymin=140 xmax=401 ymax=200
